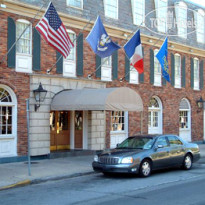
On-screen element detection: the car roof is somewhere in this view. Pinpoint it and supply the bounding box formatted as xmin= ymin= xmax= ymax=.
xmin=129 ymin=134 xmax=179 ymax=139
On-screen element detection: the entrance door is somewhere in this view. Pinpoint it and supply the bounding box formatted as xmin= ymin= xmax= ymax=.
xmin=50 ymin=111 xmax=70 ymax=151
xmin=75 ymin=111 xmax=83 ymax=149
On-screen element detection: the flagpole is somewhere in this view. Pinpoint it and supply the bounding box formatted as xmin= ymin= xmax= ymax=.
xmin=46 ymin=17 xmax=94 ymax=74
xmin=0 ymin=0 xmax=49 ymax=65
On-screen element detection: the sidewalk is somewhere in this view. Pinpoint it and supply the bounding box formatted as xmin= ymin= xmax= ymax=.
xmin=0 ymin=144 xmax=205 ymax=191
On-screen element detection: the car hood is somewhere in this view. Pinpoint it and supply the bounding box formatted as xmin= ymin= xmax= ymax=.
xmin=100 ymin=148 xmax=144 ymax=158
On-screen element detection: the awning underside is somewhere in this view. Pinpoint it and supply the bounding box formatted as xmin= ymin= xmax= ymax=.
xmin=51 ymin=87 xmax=143 ymax=111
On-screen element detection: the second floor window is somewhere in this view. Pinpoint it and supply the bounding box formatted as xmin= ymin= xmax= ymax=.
xmin=101 ymin=56 xmax=112 ymax=81
xmin=154 ymin=49 xmax=161 ymax=86
xmin=16 ymin=20 xmax=32 ymax=55
xmin=194 ymin=58 xmax=199 ymax=90
xmin=132 ymin=0 xmax=145 ymax=25
xmin=175 ymin=54 xmax=181 ymax=88
xmin=104 ymin=0 xmax=118 ymax=19
xmin=67 ymin=0 xmax=83 ymax=9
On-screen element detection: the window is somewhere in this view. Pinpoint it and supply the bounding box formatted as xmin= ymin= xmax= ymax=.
xmin=16 ymin=20 xmax=32 ymax=54
xmin=194 ymin=58 xmax=199 ymax=90
xmin=179 ymin=98 xmax=190 ymax=129
xmin=155 ymin=0 xmax=168 ymax=33
xmin=154 ymin=49 xmax=161 ymax=86
xmin=104 ymin=0 xmax=118 ymax=19
xmin=67 ymin=0 xmax=83 ymax=9
xmin=195 ymin=9 xmax=205 ymax=44
xmin=156 ymin=136 xmax=169 ymax=147
xmin=175 ymin=54 xmax=181 ymax=88
xmin=175 ymin=2 xmax=187 ymax=38
xmin=132 ymin=0 xmax=145 ymax=25
xmin=148 ymin=96 xmax=163 ymax=134
xmin=167 ymin=136 xmax=183 ymax=146
xmin=111 ymin=111 xmax=124 ymax=131
xmin=16 ymin=19 xmax=32 ymax=73
xmin=101 ymin=56 xmax=112 ymax=81
xmin=130 ymin=66 xmax=139 ymax=84
xmin=63 ymin=30 xmax=76 ymax=77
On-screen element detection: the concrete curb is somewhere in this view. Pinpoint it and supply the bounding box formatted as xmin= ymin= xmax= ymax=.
xmin=0 ymin=171 xmax=95 ymax=192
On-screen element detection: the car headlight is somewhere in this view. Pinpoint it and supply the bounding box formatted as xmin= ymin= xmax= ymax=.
xmin=121 ymin=157 xmax=133 ymax=164
xmin=94 ymin=155 xmax=99 ymax=162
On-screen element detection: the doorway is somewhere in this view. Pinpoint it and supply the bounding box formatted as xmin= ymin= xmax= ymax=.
xmin=50 ymin=111 xmax=70 ymax=151
xmin=74 ymin=111 xmax=83 ymax=149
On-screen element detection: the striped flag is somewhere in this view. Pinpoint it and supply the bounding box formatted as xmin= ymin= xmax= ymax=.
xmin=36 ymin=2 xmax=74 ymax=58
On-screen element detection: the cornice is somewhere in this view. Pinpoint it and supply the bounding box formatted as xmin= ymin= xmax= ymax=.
xmin=1 ymin=0 xmax=205 ymax=57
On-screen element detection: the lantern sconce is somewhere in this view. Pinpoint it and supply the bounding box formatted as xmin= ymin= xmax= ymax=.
xmin=196 ymin=97 xmax=204 ymax=109
xmin=33 ymin=83 xmax=47 ymax=112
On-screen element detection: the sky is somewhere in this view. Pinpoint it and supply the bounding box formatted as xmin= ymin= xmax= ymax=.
xmin=187 ymin=0 xmax=205 ymax=8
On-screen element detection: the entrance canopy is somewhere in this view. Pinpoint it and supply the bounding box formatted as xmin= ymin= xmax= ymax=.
xmin=51 ymin=87 xmax=143 ymax=111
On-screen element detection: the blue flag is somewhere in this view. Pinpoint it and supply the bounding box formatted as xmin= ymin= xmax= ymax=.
xmin=156 ymin=37 xmax=170 ymax=83
xmin=86 ymin=16 xmax=121 ymax=58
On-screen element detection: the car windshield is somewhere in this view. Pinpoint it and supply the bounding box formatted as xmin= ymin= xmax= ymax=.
xmin=117 ymin=137 xmax=155 ymax=150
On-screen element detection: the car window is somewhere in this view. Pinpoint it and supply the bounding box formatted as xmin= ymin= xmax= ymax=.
xmin=156 ymin=137 xmax=169 ymax=147
xmin=167 ymin=136 xmax=183 ymax=146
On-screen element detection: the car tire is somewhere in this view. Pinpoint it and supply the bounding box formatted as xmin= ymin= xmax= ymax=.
xmin=139 ymin=159 xmax=152 ymax=177
xmin=182 ymin=154 xmax=193 ymax=170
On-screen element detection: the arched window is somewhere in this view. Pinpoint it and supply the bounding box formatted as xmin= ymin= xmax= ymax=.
xmin=63 ymin=29 xmax=76 ymax=77
xmin=154 ymin=49 xmax=161 ymax=86
xmin=179 ymin=98 xmax=191 ymax=141
xmin=175 ymin=53 xmax=181 ymax=88
xmin=0 ymin=85 xmax=17 ymax=157
xmin=148 ymin=96 xmax=163 ymax=134
xmin=175 ymin=2 xmax=187 ymax=38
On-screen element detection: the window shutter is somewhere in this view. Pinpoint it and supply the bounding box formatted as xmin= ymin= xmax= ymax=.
xmin=150 ymin=49 xmax=154 ymax=84
xmin=200 ymin=60 xmax=204 ymax=90
xmin=56 ymin=51 xmax=63 ymax=74
xmin=125 ymin=54 xmax=130 ymax=82
xmin=7 ymin=17 xmax=16 ymax=68
xmin=181 ymin=56 xmax=186 ymax=87
xmin=171 ymin=53 xmax=175 ymax=86
xmin=32 ymin=28 xmax=41 ymax=71
xmin=96 ymin=54 xmax=101 ymax=78
xmin=112 ymin=49 xmax=118 ymax=80
xmin=191 ymin=58 xmax=194 ymax=89
xmin=139 ymin=47 xmax=144 ymax=83
xmin=77 ymin=33 xmax=83 ymax=76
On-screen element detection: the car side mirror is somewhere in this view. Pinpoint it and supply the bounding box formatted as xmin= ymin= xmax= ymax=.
xmin=116 ymin=143 xmax=120 ymax=148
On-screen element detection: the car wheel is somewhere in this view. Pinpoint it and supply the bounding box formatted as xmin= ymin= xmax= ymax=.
xmin=182 ymin=154 xmax=193 ymax=170
xmin=139 ymin=159 xmax=152 ymax=177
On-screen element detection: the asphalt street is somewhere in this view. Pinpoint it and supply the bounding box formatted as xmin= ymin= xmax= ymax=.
xmin=0 ymin=159 xmax=205 ymax=205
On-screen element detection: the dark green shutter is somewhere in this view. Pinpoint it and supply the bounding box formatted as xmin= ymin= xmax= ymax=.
xmin=56 ymin=51 xmax=63 ymax=74
xmin=171 ymin=53 xmax=175 ymax=86
xmin=150 ymin=49 xmax=154 ymax=84
xmin=191 ymin=58 xmax=194 ymax=89
xmin=7 ymin=17 xmax=16 ymax=68
xmin=96 ymin=54 xmax=101 ymax=78
xmin=182 ymin=57 xmax=186 ymax=88
xmin=139 ymin=47 xmax=144 ymax=83
xmin=200 ymin=60 xmax=204 ymax=90
xmin=77 ymin=33 xmax=83 ymax=76
xmin=112 ymin=49 xmax=118 ymax=80
xmin=125 ymin=54 xmax=130 ymax=82
xmin=32 ymin=28 xmax=41 ymax=71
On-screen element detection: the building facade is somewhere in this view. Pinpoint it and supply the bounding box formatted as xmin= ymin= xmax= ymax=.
xmin=0 ymin=0 xmax=205 ymax=161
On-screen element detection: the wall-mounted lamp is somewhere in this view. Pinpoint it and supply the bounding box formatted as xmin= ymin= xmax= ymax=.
xmin=33 ymin=83 xmax=47 ymax=112
xmin=148 ymin=39 xmax=153 ymax=43
xmin=196 ymin=97 xmax=204 ymax=109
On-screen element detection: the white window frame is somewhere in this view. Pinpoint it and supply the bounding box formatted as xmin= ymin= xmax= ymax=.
xmin=155 ymin=0 xmax=168 ymax=33
xmin=63 ymin=30 xmax=76 ymax=77
xmin=131 ymin=0 xmax=145 ymax=26
xmin=175 ymin=53 xmax=181 ymax=88
xmin=67 ymin=0 xmax=83 ymax=9
xmin=154 ymin=49 xmax=162 ymax=86
xmin=148 ymin=96 xmax=163 ymax=134
xmin=101 ymin=56 xmax=112 ymax=81
xmin=104 ymin=0 xmax=118 ymax=19
xmin=110 ymin=111 xmax=125 ymax=133
xmin=193 ymin=57 xmax=199 ymax=90
xmin=175 ymin=2 xmax=187 ymax=39
xmin=194 ymin=9 xmax=205 ymax=44
xmin=129 ymin=66 xmax=139 ymax=84
xmin=16 ymin=19 xmax=32 ymax=73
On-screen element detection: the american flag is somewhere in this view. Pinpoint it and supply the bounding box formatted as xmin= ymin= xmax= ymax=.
xmin=36 ymin=2 xmax=74 ymax=58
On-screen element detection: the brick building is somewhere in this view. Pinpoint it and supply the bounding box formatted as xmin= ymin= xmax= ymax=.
xmin=0 ymin=0 xmax=205 ymax=161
